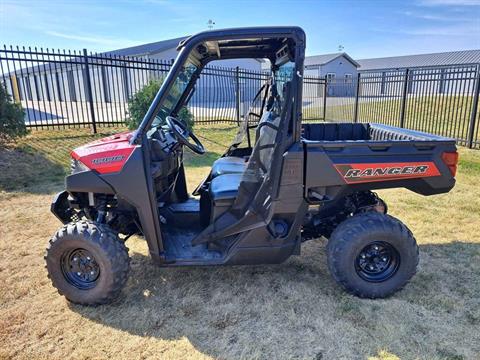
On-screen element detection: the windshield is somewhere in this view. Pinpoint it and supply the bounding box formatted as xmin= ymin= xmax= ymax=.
xmin=151 ymin=59 xmax=198 ymax=128
xmin=276 ymin=61 xmax=295 ymax=104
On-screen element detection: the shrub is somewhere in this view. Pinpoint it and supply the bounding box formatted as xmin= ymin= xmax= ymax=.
xmin=125 ymin=79 xmax=194 ymax=130
xmin=0 ymin=84 xmax=27 ymax=144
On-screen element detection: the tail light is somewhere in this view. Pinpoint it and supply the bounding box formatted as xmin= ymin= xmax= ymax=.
xmin=441 ymin=151 xmax=459 ymax=177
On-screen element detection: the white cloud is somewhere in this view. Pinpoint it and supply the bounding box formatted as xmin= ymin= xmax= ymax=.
xmin=401 ymin=10 xmax=475 ymax=21
xmin=44 ymin=31 xmax=139 ymax=48
xmin=418 ymin=0 xmax=480 ymax=6
xmin=375 ymin=23 xmax=480 ymax=37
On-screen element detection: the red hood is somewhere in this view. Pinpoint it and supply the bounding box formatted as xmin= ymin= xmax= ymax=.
xmin=71 ymin=131 xmax=137 ymax=174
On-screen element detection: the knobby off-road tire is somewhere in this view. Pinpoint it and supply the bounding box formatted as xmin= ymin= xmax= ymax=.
xmin=326 ymin=212 xmax=419 ymax=299
xmin=45 ymin=221 xmax=130 ymax=305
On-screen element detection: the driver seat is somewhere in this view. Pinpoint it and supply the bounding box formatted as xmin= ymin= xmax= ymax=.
xmin=201 ymin=110 xmax=278 ymax=224
xmin=209 ymin=81 xmax=275 ymax=179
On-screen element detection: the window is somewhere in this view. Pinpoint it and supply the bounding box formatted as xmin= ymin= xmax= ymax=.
xmin=344 ymin=73 xmax=353 ymax=83
xmin=326 ymin=73 xmax=336 ymax=83
xmin=150 ymin=58 xmax=198 ymax=129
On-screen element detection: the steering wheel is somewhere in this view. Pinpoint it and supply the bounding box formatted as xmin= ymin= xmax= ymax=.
xmin=165 ymin=116 xmax=205 ymax=155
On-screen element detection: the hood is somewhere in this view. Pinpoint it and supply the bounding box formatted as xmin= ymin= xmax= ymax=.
xmin=71 ymin=131 xmax=137 ymax=174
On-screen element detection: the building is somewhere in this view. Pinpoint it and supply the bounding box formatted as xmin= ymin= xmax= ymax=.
xmin=107 ymin=36 xmax=263 ymax=71
xmin=301 ymin=49 xmax=480 ymax=97
xmin=356 ymin=49 xmax=480 ymax=71
xmin=304 ymin=53 xmax=359 ymax=80
xmin=303 ymin=53 xmax=359 ymax=96
xmin=4 ymin=35 xmax=263 ymax=113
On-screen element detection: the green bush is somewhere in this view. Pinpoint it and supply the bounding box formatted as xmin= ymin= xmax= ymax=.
xmin=0 ymin=84 xmax=27 ymax=144
xmin=125 ymin=79 xmax=194 ymax=130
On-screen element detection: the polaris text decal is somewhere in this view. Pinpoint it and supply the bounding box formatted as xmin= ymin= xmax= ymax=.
xmin=334 ymin=162 xmax=441 ymax=184
xmin=92 ymin=155 xmax=125 ymax=165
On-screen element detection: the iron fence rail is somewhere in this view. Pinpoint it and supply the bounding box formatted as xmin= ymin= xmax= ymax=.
xmin=1 ymin=45 xmax=479 ymax=148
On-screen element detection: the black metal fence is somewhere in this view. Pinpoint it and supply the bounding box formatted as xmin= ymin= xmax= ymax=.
xmin=304 ymin=64 xmax=480 ymax=148
xmin=0 ymin=46 xmax=271 ymax=130
xmin=1 ymin=45 xmax=479 ymax=148
xmin=337 ymin=65 xmax=480 ymax=148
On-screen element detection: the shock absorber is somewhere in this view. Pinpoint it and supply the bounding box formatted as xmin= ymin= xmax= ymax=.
xmin=95 ymin=195 xmax=108 ymax=223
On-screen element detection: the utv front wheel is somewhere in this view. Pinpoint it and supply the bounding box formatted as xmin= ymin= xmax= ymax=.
xmin=326 ymin=212 xmax=418 ymax=298
xmin=45 ymin=221 xmax=130 ymax=305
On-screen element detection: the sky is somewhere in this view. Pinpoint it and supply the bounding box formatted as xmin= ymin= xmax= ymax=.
xmin=0 ymin=0 xmax=479 ymax=59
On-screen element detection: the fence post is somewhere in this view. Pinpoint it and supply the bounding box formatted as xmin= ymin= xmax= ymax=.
xmin=399 ymin=68 xmax=410 ymax=128
xmin=83 ymin=48 xmax=97 ymax=134
xmin=235 ymin=66 xmax=241 ymax=126
xmin=467 ymin=65 xmax=480 ymax=149
xmin=323 ymin=77 xmax=327 ymax=120
xmin=353 ymin=72 xmax=361 ymax=123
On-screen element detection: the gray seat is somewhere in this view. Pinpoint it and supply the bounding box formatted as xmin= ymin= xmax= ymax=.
xmin=204 ymin=173 xmax=242 ymax=223
xmin=211 ymin=156 xmax=247 ymax=178
xmin=210 ymin=173 xmax=242 ymax=201
xmin=205 ymin=110 xmax=279 ymax=223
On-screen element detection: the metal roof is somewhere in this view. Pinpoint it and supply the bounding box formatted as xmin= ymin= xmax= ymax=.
xmin=105 ymin=36 xmax=187 ymax=57
xmin=304 ymin=52 xmax=360 ymax=67
xmin=357 ymin=49 xmax=480 ymax=71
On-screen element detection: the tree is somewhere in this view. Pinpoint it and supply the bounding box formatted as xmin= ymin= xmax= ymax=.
xmin=0 ymin=84 xmax=27 ymax=145
xmin=125 ymin=79 xmax=194 ymax=130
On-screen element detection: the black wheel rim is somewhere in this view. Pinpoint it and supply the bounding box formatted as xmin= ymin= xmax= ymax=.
xmin=61 ymin=248 xmax=100 ymax=289
xmin=355 ymin=241 xmax=400 ymax=282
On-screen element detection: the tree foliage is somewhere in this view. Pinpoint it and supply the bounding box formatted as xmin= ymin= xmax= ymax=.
xmin=125 ymin=79 xmax=193 ymax=130
xmin=0 ymin=84 xmax=27 ymax=144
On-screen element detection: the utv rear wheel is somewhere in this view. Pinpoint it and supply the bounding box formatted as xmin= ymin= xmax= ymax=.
xmin=45 ymin=221 xmax=130 ymax=305
xmin=326 ymin=212 xmax=418 ymax=298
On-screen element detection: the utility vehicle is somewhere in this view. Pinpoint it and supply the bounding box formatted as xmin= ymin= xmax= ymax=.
xmin=46 ymin=27 xmax=458 ymax=305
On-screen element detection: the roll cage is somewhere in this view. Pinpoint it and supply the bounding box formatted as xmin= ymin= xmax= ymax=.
xmin=132 ymin=26 xmax=306 ymax=145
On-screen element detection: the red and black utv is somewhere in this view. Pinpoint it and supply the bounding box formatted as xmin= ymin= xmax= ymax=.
xmin=46 ymin=27 xmax=458 ymax=305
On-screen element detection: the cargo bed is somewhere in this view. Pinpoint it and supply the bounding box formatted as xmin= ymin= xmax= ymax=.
xmin=302 ymin=122 xmax=456 ymax=145
xmin=300 ymin=122 xmax=457 ymax=197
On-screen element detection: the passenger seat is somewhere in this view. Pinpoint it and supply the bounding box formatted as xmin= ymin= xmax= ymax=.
xmin=210 ymin=156 xmax=247 ymax=178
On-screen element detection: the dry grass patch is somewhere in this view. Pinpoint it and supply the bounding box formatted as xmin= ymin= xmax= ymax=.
xmin=0 ymin=126 xmax=479 ymax=359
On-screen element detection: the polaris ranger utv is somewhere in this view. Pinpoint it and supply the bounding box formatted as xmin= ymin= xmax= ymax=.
xmin=46 ymin=27 xmax=458 ymax=305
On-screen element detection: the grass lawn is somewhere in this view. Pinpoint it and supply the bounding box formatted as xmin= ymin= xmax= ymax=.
xmin=0 ymin=124 xmax=479 ymax=359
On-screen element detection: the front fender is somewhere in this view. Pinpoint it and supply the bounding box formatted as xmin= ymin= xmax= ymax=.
xmin=51 ymin=191 xmax=72 ymax=224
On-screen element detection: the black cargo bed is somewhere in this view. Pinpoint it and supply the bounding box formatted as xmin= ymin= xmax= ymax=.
xmin=302 ymin=122 xmax=455 ymax=145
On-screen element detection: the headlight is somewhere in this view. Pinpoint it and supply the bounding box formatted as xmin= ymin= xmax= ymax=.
xmin=71 ymin=158 xmax=89 ymax=174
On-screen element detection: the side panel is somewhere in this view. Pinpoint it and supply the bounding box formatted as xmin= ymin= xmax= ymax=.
xmin=65 ymin=170 xmax=115 ymax=194
xmin=304 ymin=141 xmax=457 ymax=198
xmin=100 ymin=147 xmax=164 ymax=259
xmin=334 ymin=161 xmax=440 ymax=184
xmin=224 ymin=147 xmax=308 ymax=265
